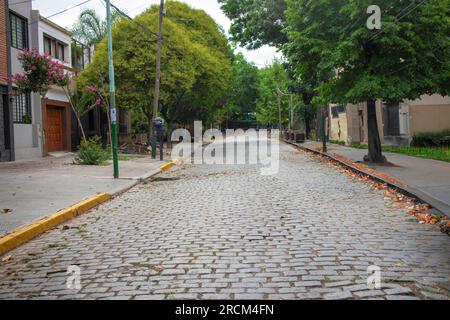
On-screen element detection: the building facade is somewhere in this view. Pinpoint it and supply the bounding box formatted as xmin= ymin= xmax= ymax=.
xmin=329 ymin=95 xmax=450 ymax=146
xmin=0 ymin=0 xmax=13 ymax=162
xmin=31 ymin=11 xmax=73 ymax=155
xmin=8 ymin=0 xmax=42 ymax=160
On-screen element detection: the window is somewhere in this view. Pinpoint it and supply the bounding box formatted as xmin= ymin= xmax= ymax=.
xmin=337 ymin=105 xmax=346 ymax=113
xmin=56 ymin=43 xmax=65 ymax=61
xmin=43 ymin=36 xmax=52 ymax=55
xmin=10 ymin=12 xmax=28 ymax=50
xmin=12 ymin=91 xmax=32 ymax=124
xmin=43 ymin=34 xmax=67 ymax=62
xmin=331 ymin=106 xmax=339 ymax=118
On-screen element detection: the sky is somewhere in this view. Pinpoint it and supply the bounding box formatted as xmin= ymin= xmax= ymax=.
xmin=30 ymin=0 xmax=282 ymax=67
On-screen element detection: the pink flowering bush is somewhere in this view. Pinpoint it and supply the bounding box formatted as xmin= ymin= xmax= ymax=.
xmin=12 ymin=49 xmax=68 ymax=97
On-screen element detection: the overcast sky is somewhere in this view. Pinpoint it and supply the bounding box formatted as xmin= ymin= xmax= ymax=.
xmin=31 ymin=0 xmax=282 ymax=67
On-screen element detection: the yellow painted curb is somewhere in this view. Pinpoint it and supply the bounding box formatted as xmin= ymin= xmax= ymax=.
xmin=0 ymin=193 xmax=110 ymax=256
xmin=160 ymin=161 xmax=176 ymax=171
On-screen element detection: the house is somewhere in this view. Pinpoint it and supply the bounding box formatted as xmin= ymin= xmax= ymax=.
xmin=0 ymin=0 xmax=13 ymax=162
xmin=30 ymin=10 xmax=73 ymax=156
xmin=328 ymin=95 xmax=450 ymax=146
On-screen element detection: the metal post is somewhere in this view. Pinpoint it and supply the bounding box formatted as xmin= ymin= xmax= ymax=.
xmin=106 ymin=0 xmax=119 ymax=178
xmin=152 ymin=0 xmax=164 ymax=159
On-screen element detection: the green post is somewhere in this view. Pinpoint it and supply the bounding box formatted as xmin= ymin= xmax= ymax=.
xmin=106 ymin=0 xmax=119 ymax=178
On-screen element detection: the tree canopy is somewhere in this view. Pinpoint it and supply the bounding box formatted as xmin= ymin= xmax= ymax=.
xmin=218 ymin=0 xmax=287 ymax=49
xmin=78 ymin=1 xmax=232 ymax=138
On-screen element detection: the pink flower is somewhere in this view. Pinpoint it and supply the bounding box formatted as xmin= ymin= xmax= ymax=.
xmin=86 ymin=85 xmax=96 ymax=93
xmin=95 ymin=98 xmax=102 ymax=106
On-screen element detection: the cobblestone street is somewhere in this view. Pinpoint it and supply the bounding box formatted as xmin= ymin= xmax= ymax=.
xmin=0 ymin=142 xmax=449 ymax=300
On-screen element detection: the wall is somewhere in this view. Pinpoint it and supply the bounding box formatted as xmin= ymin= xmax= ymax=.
xmin=328 ymin=104 xmax=348 ymax=143
xmin=0 ymin=0 xmax=8 ymax=85
xmin=10 ymin=0 xmax=42 ymax=160
xmin=408 ymin=95 xmax=450 ymax=135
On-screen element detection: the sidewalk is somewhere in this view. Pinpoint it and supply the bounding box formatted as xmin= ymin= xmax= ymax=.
xmin=300 ymin=141 xmax=450 ymax=217
xmin=0 ymin=154 xmax=164 ymax=236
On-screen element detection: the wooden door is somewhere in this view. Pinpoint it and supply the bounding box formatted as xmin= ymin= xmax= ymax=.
xmin=46 ymin=106 xmax=63 ymax=151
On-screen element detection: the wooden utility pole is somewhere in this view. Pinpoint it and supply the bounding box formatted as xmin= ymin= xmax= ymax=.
xmin=151 ymin=0 xmax=164 ymax=159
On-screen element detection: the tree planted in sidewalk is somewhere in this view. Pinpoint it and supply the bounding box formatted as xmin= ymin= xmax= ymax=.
xmin=284 ymin=0 xmax=450 ymax=162
xmin=12 ymin=49 xmax=99 ymax=142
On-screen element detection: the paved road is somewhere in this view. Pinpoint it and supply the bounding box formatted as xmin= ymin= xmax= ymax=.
xmin=0 ymin=142 xmax=448 ymax=300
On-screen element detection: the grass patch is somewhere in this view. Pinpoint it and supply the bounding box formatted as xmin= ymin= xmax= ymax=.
xmin=349 ymin=143 xmax=450 ymax=163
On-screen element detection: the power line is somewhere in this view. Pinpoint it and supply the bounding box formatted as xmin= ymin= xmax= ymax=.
xmin=103 ymin=0 xmax=158 ymax=36
xmin=1 ymin=0 xmax=93 ymax=38
xmin=368 ymin=0 xmax=428 ymax=43
xmin=46 ymin=0 xmax=92 ymax=19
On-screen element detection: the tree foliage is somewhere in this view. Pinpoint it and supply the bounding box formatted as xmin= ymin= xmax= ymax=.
xmin=218 ymin=0 xmax=287 ymax=49
xmin=78 ymin=1 xmax=232 ymax=139
xmin=71 ymin=8 xmax=122 ymax=46
xmin=224 ymin=53 xmax=260 ymax=120
xmin=284 ymin=0 xmax=450 ymax=161
xmin=255 ymin=60 xmax=290 ymax=127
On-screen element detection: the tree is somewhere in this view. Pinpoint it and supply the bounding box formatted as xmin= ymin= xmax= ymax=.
xmin=256 ymin=60 xmax=290 ymax=128
xmin=285 ymin=0 xmax=450 ymax=162
xmin=78 ymin=2 xmax=232 ymax=143
xmin=224 ymin=53 xmax=260 ymax=122
xmin=71 ymin=8 xmax=122 ymax=46
xmin=12 ymin=50 xmax=94 ymax=141
xmin=218 ymin=0 xmax=287 ymax=49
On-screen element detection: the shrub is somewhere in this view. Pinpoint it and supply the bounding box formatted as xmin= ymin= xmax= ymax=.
xmin=75 ymin=137 xmax=110 ymax=165
xmin=411 ymin=130 xmax=450 ymax=147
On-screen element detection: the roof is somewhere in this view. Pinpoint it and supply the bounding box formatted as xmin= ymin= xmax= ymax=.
xmin=39 ymin=15 xmax=73 ymax=37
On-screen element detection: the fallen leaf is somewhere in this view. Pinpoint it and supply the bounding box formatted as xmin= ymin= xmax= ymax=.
xmin=1 ymin=208 xmax=12 ymax=214
xmin=1 ymin=255 xmax=12 ymax=262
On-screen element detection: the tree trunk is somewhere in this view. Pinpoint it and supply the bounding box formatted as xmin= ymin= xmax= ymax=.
xmin=305 ymin=111 xmax=311 ymax=139
xmin=366 ymin=99 xmax=385 ymax=163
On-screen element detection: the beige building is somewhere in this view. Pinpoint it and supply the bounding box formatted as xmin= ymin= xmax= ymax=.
xmin=328 ymin=94 xmax=450 ymax=146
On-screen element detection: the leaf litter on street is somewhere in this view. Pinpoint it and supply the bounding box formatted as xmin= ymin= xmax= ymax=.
xmin=302 ymin=147 xmax=449 ymax=235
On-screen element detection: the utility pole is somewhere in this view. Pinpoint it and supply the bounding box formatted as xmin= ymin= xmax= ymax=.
xmin=151 ymin=0 xmax=164 ymax=159
xmin=106 ymin=0 xmax=119 ymax=178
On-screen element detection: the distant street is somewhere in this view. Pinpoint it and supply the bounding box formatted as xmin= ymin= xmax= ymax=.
xmin=0 ymin=141 xmax=448 ymax=300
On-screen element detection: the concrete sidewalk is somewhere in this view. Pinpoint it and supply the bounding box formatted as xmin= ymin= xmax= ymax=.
xmin=0 ymin=154 xmax=164 ymax=236
xmin=302 ymin=141 xmax=450 ymax=216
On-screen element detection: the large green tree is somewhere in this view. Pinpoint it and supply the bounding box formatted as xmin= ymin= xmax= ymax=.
xmin=218 ymin=0 xmax=287 ymax=49
xmin=79 ymin=1 xmax=232 ymax=142
xmin=285 ymin=0 xmax=450 ymax=162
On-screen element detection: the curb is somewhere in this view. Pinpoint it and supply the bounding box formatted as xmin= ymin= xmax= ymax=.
xmin=0 ymin=161 xmax=179 ymax=256
xmin=0 ymin=193 xmax=110 ymax=255
xmin=284 ymin=140 xmax=449 ymax=218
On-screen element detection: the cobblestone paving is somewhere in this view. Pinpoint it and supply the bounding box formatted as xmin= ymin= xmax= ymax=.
xmin=0 ymin=142 xmax=449 ymax=300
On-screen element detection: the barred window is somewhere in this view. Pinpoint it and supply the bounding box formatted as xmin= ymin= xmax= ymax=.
xmin=10 ymin=12 xmax=28 ymax=50
xmin=12 ymin=91 xmax=32 ymax=124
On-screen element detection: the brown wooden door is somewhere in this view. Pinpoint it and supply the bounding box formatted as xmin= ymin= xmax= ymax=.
xmin=46 ymin=106 xmax=63 ymax=152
